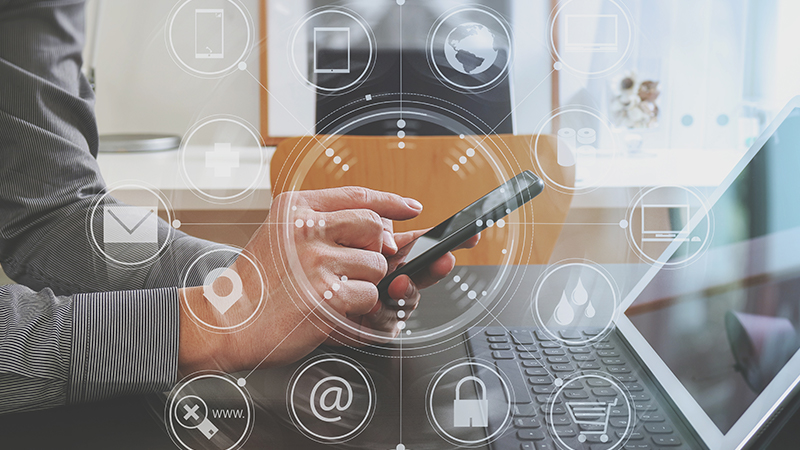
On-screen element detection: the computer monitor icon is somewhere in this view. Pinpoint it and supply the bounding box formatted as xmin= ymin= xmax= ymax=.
xmin=314 ymin=27 xmax=351 ymax=74
xmin=641 ymin=204 xmax=690 ymax=243
xmin=565 ymin=14 xmax=618 ymax=53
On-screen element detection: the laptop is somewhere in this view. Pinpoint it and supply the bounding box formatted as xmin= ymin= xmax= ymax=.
xmin=465 ymin=97 xmax=800 ymax=450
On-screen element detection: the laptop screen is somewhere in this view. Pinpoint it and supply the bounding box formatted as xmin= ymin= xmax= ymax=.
xmin=625 ymin=108 xmax=800 ymax=434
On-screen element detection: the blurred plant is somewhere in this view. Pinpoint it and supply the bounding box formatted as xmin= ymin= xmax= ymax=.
xmin=610 ymin=71 xmax=660 ymax=129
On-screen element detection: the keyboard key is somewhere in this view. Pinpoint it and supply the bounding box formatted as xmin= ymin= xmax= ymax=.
xmin=587 ymin=378 xmax=611 ymax=387
xmin=616 ymin=375 xmax=638 ymax=382
xmin=517 ymin=345 xmax=540 ymax=353
xmin=534 ymin=330 xmax=554 ymax=341
xmin=547 ymin=356 xmax=571 ymax=364
xmin=618 ymin=431 xmax=645 ymax=440
xmin=541 ymin=404 xmax=566 ymax=415
xmin=514 ymin=418 xmax=542 ymax=428
xmin=517 ymin=429 xmax=545 ymax=440
xmin=644 ymin=424 xmax=673 ymax=434
xmin=520 ymin=353 xmax=543 ymax=360
xmin=559 ymin=329 xmax=582 ymax=340
xmin=535 ymin=395 xmax=561 ymax=404
xmin=607 ymin=366 xmax=631 ymax=374
xmin=602 ymin=358 xmax=625 ymax=365
xmin=563 ymin=381 xmax=584 ymax=390
xmin=634 ymin=403 xmax=658 ymax=412
xmin=630 ymin=393 xmax=651 ymax=402
xmin=597 ymin=350 xmax=620 ymax=357
xmin=568 ymin=347 xmax=591 ymax=354
xmin=550 ymin=364 xmax=576 ymax=372
xmin=624 ymin=445 xmax=652 ymax=450
xmin=535 ymin=443 xmax=557 ymax=450
xmin=511 ymin=330 xmax=535 ymax=345
xmin=571 ymin=354 xmax=596 ymax=362
xmin=532 ymin=385 xmax=556 ymax=395
xmin=563 ymin=390 xmax=589 ymax=400
xmin=545 ymin=415 xmax=571 ymax=426
xmin=513 ymin=404 xmax=538 ymax=417
xmin=583 ymin=328 xmax=604 ymax=336
xmin=625 ymin=383 xmax=644 ymax=392
xmin=524 ymin=366 xmax=549 ymax=375
xmin=555 ymin=427 xmax=577 ymax=437
xmin=544 ymin=348 xmax=566 ymax=356
xmin=610 ymin=417 xmax=630 ymax=428
xmin=528 ymin=376 xmax=554 ymax=385
xmin=496 ymin=361 xmax=532 ymax=404
xmin=591 ymin=388 xmax=618 ymax=397
xmin=485 ymin=329 xmax=507 ymax=336
xmin=639 ymin=413 xmax=665 ymax=422
xmin=578 ymin=362 xmax=601 ymax=370
xmin=493 ymin=351 xmax=515 ymax=360
xmin=539 ymin=341 xmax=561 ymax=348
xmin=652 ymin=436 xmax=682 ymax=446
xmin=609 ymin=406 xmax=629 ymax=417
xmin=520 ymin=444 xmax=535 ymax=450
xmin=594 ymin=343 xmax=615 ymax=350
xmin=488 ymin=336 xmax=509 ymax=343
xmin=490 ymin=343 xmax=512 ymax=350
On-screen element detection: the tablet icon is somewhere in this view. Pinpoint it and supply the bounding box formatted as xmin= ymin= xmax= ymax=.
xmin=103 ymin=205 xmax=158 ymax=244
xmin=313 ymin=27 xmax=351 ymax=74
xmin=175 ymin=395 xmax=219 ymax=440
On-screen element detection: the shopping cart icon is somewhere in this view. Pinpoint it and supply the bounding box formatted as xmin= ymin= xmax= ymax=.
xmin=566 ymin=397 xmax=618 ymax=443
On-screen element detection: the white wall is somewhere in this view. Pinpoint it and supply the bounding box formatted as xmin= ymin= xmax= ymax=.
xmin=89 ymin=0 xmax=261 ymax=137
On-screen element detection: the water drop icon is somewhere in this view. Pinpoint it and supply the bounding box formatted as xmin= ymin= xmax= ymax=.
xmin=572 ymin=278 xmax=588 ymax=305
xmin=585 ymin=300 xmax=596 ymax=318
xmin=554 ymin=291 xmax=575 ymax=325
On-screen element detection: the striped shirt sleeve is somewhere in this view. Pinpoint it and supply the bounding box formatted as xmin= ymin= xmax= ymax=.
xmin=0 ymin=0 xmax=228 ymax=413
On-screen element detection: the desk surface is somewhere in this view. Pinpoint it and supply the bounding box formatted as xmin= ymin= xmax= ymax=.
xmin=2 ymin=264 xmax=797 ymax=449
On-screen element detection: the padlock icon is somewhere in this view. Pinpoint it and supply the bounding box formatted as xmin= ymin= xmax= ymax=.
xmin=453 ymin=376 xmax=489 ymax=428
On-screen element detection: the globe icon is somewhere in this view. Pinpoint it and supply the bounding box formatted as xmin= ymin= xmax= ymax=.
xmin=443 ymin=22 xmax=499 ymax=75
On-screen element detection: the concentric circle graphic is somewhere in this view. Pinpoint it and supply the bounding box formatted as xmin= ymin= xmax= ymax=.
xmin=289 ymin=6 xmax=377 ymax=95
xmin=166 ymin=0 xmax=255 ymax=79
xmin=166 ymin=372 xmax=255 ymax=450
xmin=547 ymin=0 xmax=634 ymax=77
xmin=270 ymin=94 xmax=536 ymax=355
xmin=87 ymin=182 xmax=175 ymax=268
xmin=625 ymin=185 xmax=714 ymax=268
xmin=179 ymin=115 xmax=267 ymax=204
xmin=287 ymin=355 xmax=376 ymax=444
xmin=180 ymin=247 xmax=266 ymax=333
xmin=547 ymin=372 xmax=634 ymax=450
xmin=427 ymin=5 xmax=513 ymax=93
xmin=531 ymin=259 xmax=620 ymax=346
xmin=426 ymin=359 xmax=514 ymax=447
xmin=532 ymin=105 xmax=618 ymax=195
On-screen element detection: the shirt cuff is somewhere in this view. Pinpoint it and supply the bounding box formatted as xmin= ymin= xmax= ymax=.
xmin=68 ymin=287 xmax=179 ymax=403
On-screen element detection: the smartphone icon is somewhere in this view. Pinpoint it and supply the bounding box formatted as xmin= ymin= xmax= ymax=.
xmin=195 ymin=9 xmax=224 ymax=59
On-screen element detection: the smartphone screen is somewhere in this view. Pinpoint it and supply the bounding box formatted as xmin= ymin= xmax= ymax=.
xmin=378 ymin=171 xmax=543 ymax=300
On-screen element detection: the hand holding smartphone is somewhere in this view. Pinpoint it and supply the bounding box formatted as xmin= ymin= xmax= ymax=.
xmin=377 ymin=170 xmax=544 ymax=304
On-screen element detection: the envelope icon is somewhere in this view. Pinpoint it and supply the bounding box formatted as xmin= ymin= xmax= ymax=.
xmin=103 ymin=205 xmax=158 ymax=244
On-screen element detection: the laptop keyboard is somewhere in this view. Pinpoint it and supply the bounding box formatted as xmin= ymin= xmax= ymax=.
xmin=466 ymin=327 xmax=695 ymax=450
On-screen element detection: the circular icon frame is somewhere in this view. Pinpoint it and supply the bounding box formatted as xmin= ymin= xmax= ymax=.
xmin=287 ymin=354 xmax=376 ymax=444
xmin=86 ymin=182 xmax=175 ymax=268
xmin=531 ymin=259 xmax=620 ymax=347
xmin=426 ymin=5 xmax=513 ymax=93
xmin=181 ymin=247 xmax=267 ymax=333
xmin=166 ymin=0 xmax=255 ymax=79
xmin=166 ymin=372 xmax=255 ymax=450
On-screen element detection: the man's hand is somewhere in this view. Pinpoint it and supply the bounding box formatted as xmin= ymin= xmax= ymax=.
xmin=177 ymin=187 xmax=475 ymax=375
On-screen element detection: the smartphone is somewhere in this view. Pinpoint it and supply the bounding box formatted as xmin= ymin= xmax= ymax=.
xmin=377 ymin=170 xmax=544 ymax=303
